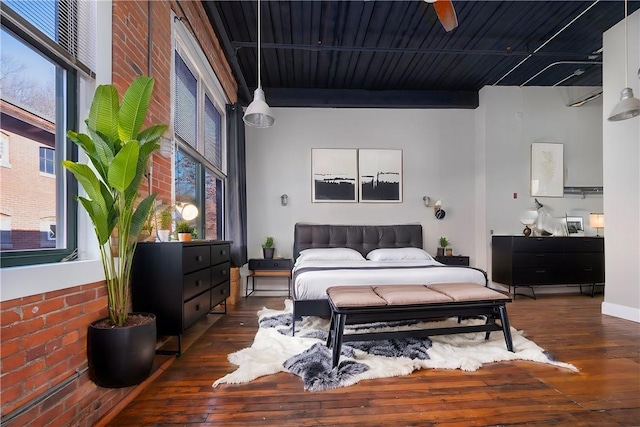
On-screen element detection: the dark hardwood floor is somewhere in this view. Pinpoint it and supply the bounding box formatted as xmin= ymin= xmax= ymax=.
xmin=106 ymin=293 xmax=640 ymax=426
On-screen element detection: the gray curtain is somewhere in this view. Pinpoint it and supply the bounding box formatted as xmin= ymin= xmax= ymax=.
xmin=225 ymin=103 xmax=247 ymax=267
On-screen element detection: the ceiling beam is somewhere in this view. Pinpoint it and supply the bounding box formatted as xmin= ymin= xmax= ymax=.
xmin=264 ymin=88 xmax=479 ymax=109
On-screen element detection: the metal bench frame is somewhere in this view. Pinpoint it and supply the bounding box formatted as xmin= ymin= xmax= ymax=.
xmin=326 ymin=298 xmax=514 ymax=368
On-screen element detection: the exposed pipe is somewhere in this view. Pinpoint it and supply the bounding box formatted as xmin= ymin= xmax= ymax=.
xmin=0 ymin=368 xmax=89 ymax=426
xmin=231 ymin=41 xmax=593 ymax=58
xmin=519 ymin=60 xmax=602 ymax=86
xmin=493 ymin=0 xmax=601 ymax=85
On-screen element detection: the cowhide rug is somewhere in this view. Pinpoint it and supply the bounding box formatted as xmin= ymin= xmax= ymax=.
xmin=213 ymin=300 xmax=577 ymax=391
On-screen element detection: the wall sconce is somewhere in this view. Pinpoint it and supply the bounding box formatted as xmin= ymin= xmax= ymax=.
xmin=434 ymin=200 xmax=446 ymax=220
xmin=281 ymin=194 xmax=288 ymax=206
xmin=589 ymin=213 xmax=604 ymax=236
xmin=422 ymin=196 xmax=432 ymax=207
xmin=176 ymin=202 xmax=198 ymax=221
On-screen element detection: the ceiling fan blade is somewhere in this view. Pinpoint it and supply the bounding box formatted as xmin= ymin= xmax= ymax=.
xmin=433 ymin=0 xmax=458 ymax=32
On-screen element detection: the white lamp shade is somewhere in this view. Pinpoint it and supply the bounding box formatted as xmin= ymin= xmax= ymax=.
xmin=243 ymin=88 xmax=275 ymax=128
xmin=608 ymin=87 xmax=640 ymax=121
xmin=177 ymin=203 xmax=199 ymax=221
xmin=589 ymin=213 xmax=605 ymax=228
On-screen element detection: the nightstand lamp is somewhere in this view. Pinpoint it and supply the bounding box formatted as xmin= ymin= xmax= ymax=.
xmin=589 ymin=213 xmax=604 ymax=236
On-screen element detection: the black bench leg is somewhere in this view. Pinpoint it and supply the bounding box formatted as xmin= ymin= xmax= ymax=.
xmin=498 ymin=305 xmax=514 ymax=352
xmin=331 ymin=314 xmax=346 ymax=368
xmin=484 ymin=315 xmax=492 ymax=340
xmin=326 ymin=312 xmax=335 ymax=347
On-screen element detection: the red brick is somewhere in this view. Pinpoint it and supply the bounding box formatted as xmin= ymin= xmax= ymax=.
xmin=1 ymin=338 xmax=22 ymax=359
xmin=25 ymin=362 xmax=69 ymax=393
xmin=81 ymin=298 xmax=108 ymax=315
xmin=0 ymin=294 xmax=42 ymax=310
xmin=2 ymin=359 xmax=45 ymax=390
xmin=45 ymin=305 xmax=84 ymax=327
xmin=65 ymin=289 xmax=99 ymax=307
xmin=1 ymin=351 xmax=26 ymax=372
xmin=0 ymin=383 xmax=24 ymax=409
xmin=20 ymin=324 xmax=64 ymax=349
xmin=2 ymin=317 xmax=45 ymax=341
xmin=1 ymin=308 xmax=22 ymax=326
xmin=26 ymin=342 xmax=46 ymax=361
xmin=22 ymin=297 xmax=65 ymax=320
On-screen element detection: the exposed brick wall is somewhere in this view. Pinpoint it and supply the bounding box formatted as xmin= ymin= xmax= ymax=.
xmin=1 ymin=1 xmax=238 ymax=425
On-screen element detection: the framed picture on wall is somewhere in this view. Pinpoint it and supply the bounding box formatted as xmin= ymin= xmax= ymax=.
xmin=358 ymin=149 xmax=403 ymax=202
xmin=530 ymin=142 xmax=564 ymax=197
xmin=311 ymin=148 xmax=358 ymax=202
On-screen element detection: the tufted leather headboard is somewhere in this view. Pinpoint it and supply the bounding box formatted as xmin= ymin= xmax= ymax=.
xmin=293 ymin=223 xmax=423 ymax=260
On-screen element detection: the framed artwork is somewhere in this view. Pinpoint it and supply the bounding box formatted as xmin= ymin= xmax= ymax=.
xmin=311 ymin=149 xmax=358 ymax=202
xmin=358 ymin=149 xmax=403 ymax=202
xmin=530 ymin=142 xmax=564 ymax=197
xmin=566 ymin=216 xmax=584 ymax=236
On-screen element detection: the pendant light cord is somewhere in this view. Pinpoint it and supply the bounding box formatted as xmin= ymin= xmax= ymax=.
xmin=257 ymin=0 xmax=262 ymax=90
xmin=624 ymin=0 xmax=628 ymax=86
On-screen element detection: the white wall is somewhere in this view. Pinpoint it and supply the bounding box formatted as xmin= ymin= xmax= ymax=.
xmin=245 ymin=108 xmax=478 ymax=260
xmin=245 ymin=88 xmax=604 ymax=281
xmin=602 ymin=9 xmax=640 ymax=322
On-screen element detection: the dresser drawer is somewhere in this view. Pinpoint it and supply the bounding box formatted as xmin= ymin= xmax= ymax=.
xmin=183 ymin=290 xmax=211 ymax=329
xmin=183 ymin=245 xmax=211 ymax=273
xmin=513 ymin=252 xmax=563 ymax=268
xmin=512 ymin=237 xmax=563 ymax=252
xmin=563 ymin=237 xmax=604 ymax=253
xmin=211 ymin=281 xmax=230 ymax=307
xmin=249 ymin=258 xmax=292 ymax=270
xmin=211 ymin=262 xmax=230 ymax=286
xmin=512 ymin=268 xmax=562 ymax=285
xmin=183 ymin=268 xmax=211 ymax=302
xmin=211 ymin=244 xmax=230 ymax=265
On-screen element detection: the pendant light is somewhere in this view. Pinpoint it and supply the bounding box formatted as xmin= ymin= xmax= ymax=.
xmin=243 ymin=0 xmax=275 ymax=128
xmin=608 ymin=0 xmax=640 ymax=121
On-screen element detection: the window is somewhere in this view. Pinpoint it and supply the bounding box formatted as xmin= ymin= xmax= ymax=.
xmin=173 ymin=18 xmax=228 ymax=241
xmin=0 ymin=1 xmax=96 ymax=267
xmin=0 ymin=132 xmax=11 ymax=168
xmin=39 ymin=147 xmax=55 ymax=175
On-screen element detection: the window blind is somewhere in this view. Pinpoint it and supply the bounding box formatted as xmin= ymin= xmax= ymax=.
xmin=174 ymin=53 xmax=197 ymax=149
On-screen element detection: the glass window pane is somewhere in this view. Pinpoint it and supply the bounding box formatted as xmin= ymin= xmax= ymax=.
xmin=204 ymin=93 xmax=222 ymax=170
xmin=0 ymin=28 xmax=63 ymax=252
xmin=204 ymin=168 xmax=223 ymax=240
xmin=175 ymin=149 xmax=197 ymax=207
xmin=174 ymin=54 xmax=197 ymax=149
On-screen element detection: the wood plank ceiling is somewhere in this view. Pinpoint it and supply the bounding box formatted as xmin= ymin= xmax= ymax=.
xmin=203 ymin=0 xmax=640 ymax=108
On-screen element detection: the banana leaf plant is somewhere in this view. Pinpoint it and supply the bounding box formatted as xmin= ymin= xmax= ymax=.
xmin=63 ymin=76 xmax=168 ymax=327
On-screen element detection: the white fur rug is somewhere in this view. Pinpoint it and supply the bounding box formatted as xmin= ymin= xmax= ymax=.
xmin=213 ymin=300 xmax=578 ymax=391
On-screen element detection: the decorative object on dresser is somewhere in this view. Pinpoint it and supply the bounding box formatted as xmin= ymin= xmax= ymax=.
xmin=435 ymin=255 xmax=469 ymax=266
xmin=246 ymin=258 xmax=292 ymax=297
xmin=157 ymin=207 xmax=173 ymax=242
xmin=589 ymin=213 xmax=604 ymax=236
xmin=131 ymin=241 xmax=231 ymax=356
xmin=262 ymin=236 xmax=275 ymax=259
xmin=519 ymin=210 xmax=539 ymax=237
xmin=491 ymin=235 xmax=604 ymax=299
xmin=176 ymin=221 xmax=195 ymax=242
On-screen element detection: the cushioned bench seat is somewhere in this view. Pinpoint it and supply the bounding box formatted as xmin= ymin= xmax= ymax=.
xmin=326 ymin=283 xmax=514 ymax=367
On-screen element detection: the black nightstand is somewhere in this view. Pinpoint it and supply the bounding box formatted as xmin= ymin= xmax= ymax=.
xmin=435 ymin=255 xmax=469 ymax=266
xmin=246 ymin=258 xmax=292 ymax=297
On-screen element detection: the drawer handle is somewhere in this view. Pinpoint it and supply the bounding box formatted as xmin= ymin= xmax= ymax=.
xmin=535 ymin=254 xmax=545 ymax=257
xmin=195 ymin=280 xmax=201 ymax=287
xmin=195 ymin=304 xmax=201 ymax=311
xmin=196 ymin=255 xmax=203 ymax=262
xmin=535 ymin=269 xmax=546 ymax=273
xmin=221 ymin=270 xmax=227 ymax=276
xmin=584 ymin=268 xmax=593 ymax=272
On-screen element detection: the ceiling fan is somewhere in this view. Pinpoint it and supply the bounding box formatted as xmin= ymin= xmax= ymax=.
xmin=424 ymin=0 xmax=458 ymax=32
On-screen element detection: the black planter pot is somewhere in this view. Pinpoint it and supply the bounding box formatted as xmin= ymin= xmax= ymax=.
xmin=87 ymin=313 xmax=157 ymax=388
xmin=263 ymin=247 xmax=275 ymax=259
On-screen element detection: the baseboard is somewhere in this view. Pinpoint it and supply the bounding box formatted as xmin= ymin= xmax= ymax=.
xmin=601 ymin=301 xmax=640 ymax=323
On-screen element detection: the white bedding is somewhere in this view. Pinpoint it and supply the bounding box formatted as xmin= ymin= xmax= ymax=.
xmin=292 ymin=259 xmax=487 ymax=300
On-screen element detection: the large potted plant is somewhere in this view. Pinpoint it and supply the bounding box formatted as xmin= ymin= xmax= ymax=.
xmin=63 ymin=76 xmax=167 ymax=388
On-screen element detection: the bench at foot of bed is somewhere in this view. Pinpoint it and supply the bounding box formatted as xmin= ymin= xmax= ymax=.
xmin=326 ymin=283 xmax=513 ymax=368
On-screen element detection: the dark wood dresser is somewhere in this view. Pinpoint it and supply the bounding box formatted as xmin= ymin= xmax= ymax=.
xmin=491 ymin=235 xmax=604 ymax=298
xmin=132 ymin=240 xmax=231 ymax=355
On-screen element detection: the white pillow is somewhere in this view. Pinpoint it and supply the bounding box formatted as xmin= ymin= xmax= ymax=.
xmin=296 ymin=248 xmax=365 ymax=263
xmin=366 ymin=247 xmax=433 ymax=261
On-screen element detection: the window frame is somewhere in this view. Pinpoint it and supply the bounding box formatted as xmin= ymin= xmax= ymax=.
xmin=173 ymin=15 xmax=228 ymax=241
xmin=0 ymin=12 xmax=78 ymax=268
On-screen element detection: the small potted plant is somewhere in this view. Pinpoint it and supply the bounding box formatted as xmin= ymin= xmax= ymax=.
xmin=157 ymin=207 xmax=172 ymax=242
xmin=262 ymin=236 xmax=275 ymax=259
xmin=438 ymin=236 xmax=449 ymax=257
xmin=176 ymin=221 xmax=194 ymax=242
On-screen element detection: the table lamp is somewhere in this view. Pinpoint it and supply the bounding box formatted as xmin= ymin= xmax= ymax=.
xmin=589 ymin=213 xmax=604 ymax=236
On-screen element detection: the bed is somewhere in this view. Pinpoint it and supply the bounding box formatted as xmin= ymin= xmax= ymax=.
xmin=292 ymin=223 xmax=488 ymax=319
